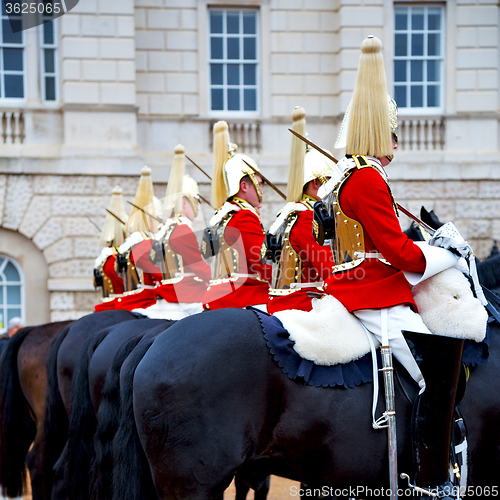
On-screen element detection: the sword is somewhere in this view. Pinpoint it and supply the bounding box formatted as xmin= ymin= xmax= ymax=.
xmin=105 ymin=209 xmax=126 ymax=226
xmin=185 ymin=155 xmax=212 ymax=181
xmin=127 ymin=201 xmax=164 ymax=224
xmin=241 ymin=159 xmax=287 ymax=201
xmin=87 ymin=216 xmax=102 ymax=233
xmin=288 ymin=128 xmax=437 ymax=235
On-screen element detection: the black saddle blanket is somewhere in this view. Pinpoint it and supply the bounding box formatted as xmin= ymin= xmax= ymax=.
xmin=250 ymin=308 xmax=490 ymax=389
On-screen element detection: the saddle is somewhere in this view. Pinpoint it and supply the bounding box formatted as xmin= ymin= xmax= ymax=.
xmin=256 ymin=268 xmax=488 ymax=389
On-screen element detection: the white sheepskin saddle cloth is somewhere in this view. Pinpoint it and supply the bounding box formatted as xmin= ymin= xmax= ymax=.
xmin=274 ymin=268 xmax=487 ymax=366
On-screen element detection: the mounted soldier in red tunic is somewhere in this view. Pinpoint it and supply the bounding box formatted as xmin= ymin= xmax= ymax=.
xmin=93 ymin=185 xmax=128 ymax=299
xmin=317 ymin=36 xmax=469 ymax=500
xmin=137 ymin=144 xmax=212 ymax=319
xmin=95 ymin=166 xmax=163 ymax=312
xmin=202 ymin=121 xmax=272 ymax=310
xmin=264 ymin=106 xmax=336 ymax=314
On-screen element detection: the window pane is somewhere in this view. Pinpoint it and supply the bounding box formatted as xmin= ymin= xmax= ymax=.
xmin=243 ymin=12 xmax=256 ymax=34
xmin=411 ymin=9 xmax=424 ymax=30
xmin=210 ymin=11 xmax=223 ymax=34
xmin=394 ymin=60 xmax=407 ymax=82
xmin=44 ymin=20 xmax=54 ymax=45
xmin=3 ymin=20 xmax=22 ymax=43
xmin=44 ymin=48 xmax=55 ymax=73
xmin=210 ymin=63 xmax=223 ymax=85
xmin=411 ymin=60 xmax=423 ymax=82
xmin=243 ymin=37 xmax=255 ymax=60
xmin=411 ymin=34 xmax=424 ymax=56
xmin=227 ymin=64 xmax=239 ymax=85
xmin=227 ymin=12 xmax=239 ymax=34
xmin=411 ymin=86 xmax=423 ymax=107
xmin=428 ymin=9 xmax=441 ymax=30
xmin=211 ymin=37 xmax=223 ymax=59
xmin=227 ymin=88 xmax=239 ymax=110
xmin=211 ymin=88 xmax=223 ymax=111
xmin=244 ymin=88 xmax=256 ymax=111
xmin=7 ymin=309 xmax=21 ymax=322
xmin=395 ymin=85 xmax=407 ymax=108
xmin=0 ymin=292 xmax=3 ymax=305
xmin=3 ymin=48 xmax=23 ymax=71
xmin=4 ymin=75 xmax=24 ymax=98
xmin=4 ymin=262 xmax=19 ymax=281
xmin=427 ymin=85 xmax=439 ymax=107
xmin=45 ymin=76 xmax=56 ymax=101
xmin=428 ymin=33 xmax=440 ymax=56
xmin=427 ymin=60 xmax=439 ymax=82
xmin=395 ymin=34 xmax=407 ymax=56
xmin=243 ymin=64 xmax=256 ymax=85
xmin=395 ymin=10 xmax=407 ymax=30
xmin=6 ymin=286 xmax=20 ymax=305
xmin=227 ymin=38 xmax=239 ymax=59
xmin=0 ymin=257 xmax=4 ymax=270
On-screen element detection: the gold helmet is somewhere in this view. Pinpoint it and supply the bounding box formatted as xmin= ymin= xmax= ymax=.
xmin=99 ymin=185 xmax=128 ymax=247
xmin=126 ymin=166 xmax=161 ymax=234
xmin=287 ymin=106 xmax=337 ymax=203
xmin=335 ymin=36 xmax=398 ymax=158
xmin=211 ymin=120 xmax=262 ymax=209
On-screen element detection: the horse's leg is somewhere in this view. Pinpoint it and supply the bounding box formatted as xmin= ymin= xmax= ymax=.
xmin=234 ymin=476 xmax=270 ymax=500
xmin=234 ymin=477 xmax=249 ymax=500
xmin=253 ymin=477 xmax=270 ymax=500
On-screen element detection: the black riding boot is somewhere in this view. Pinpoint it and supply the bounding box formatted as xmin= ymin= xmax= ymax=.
xmin=403 ymin=331 xmax=465 ymax=499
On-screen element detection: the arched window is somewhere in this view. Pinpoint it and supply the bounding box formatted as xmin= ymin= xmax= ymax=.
xmin=0 ymin=255 xmax=24 ymax=334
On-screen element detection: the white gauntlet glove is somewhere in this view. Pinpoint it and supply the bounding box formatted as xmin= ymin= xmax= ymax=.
xmin=429 ymin=222 xmax=486 ymax=305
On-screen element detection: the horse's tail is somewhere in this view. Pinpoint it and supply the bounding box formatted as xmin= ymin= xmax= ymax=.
xmin=112 ymin=338 xmax=158 ymax=500
xmin=91 ymin=335 xmax=145 ymax=500
xmin=0 ymin=327 xmax=36 ymax=497
xmin=66 ymin=329 xmax=110 ymax=500
xmin=41 ymin=324 xmax=72 ymax=498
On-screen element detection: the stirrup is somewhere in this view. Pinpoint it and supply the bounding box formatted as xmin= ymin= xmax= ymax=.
xmin=400 ymin=474 xmax=459 ymax=499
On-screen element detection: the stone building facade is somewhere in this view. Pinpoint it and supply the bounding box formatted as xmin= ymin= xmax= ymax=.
xmin=0 ymin=0 xmax=498 ymax=327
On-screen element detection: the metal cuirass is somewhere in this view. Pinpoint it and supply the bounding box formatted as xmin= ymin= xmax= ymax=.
xmin=154 ymin=217 xmax=185 ymax=280
xmin=328 ymin=155 xmax=395 ymax=273
xmin=212 ymin=213 xmax=239 ymax=279
xmin=274 ymin=197 xmax=316 ymax=289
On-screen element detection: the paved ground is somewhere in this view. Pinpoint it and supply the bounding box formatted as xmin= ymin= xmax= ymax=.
xmin=225 ymin=476 xmax=301 ymax=499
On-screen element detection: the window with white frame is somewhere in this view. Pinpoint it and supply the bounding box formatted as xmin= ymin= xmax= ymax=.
xmin=0 ymin=2 xmax=25 ymax=100
xmin=208 ymin=9 xmax=259 ymax=113
xmin=0 ymin=255 xmax=24 ymax=335
xmin=394 ymin=5 xmax=444 ymax=111
xmin=40 ymin=17 xmax=58 ymax=101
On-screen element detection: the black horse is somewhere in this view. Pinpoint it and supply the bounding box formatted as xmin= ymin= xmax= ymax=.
xmin=0 ymin=321 xmax=73 ymax=499
xmin=107 ymin=304 xmax=498 ymax=500
xmin=65 ymin=317 xmax=174 ymax=500
xmin=42 ymin=309 xmax=140 ymax=500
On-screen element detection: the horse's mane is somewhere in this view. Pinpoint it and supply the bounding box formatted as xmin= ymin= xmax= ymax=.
xmin=112 ymin=338 xmax=158 ymax=500
xmin=66 ymin=328 xmax=112 ymax=500
xmin=91 ymin=334 xmax=144 ymax=500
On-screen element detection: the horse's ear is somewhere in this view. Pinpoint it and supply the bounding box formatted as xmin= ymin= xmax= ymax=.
xmin=428 ymin=209 xmax=444 ymax=229
xmin=420 ymin=206 xmax=431 ymax=222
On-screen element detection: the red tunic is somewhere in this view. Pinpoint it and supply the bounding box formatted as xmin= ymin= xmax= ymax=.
xmin=155 ymin=222 xmax=211 ymax=303
xmin=203 ymin=203 xmax=272 ymax=309
xmin=267 ymin=207 xmax=334 ymax=314
xmin=102 ymin=253 xmax=124 ymax=295
xmin=129 ymin=239 xmax=163 ymax=287
xmin=324 ymin=165 xmax=426 ymax=312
